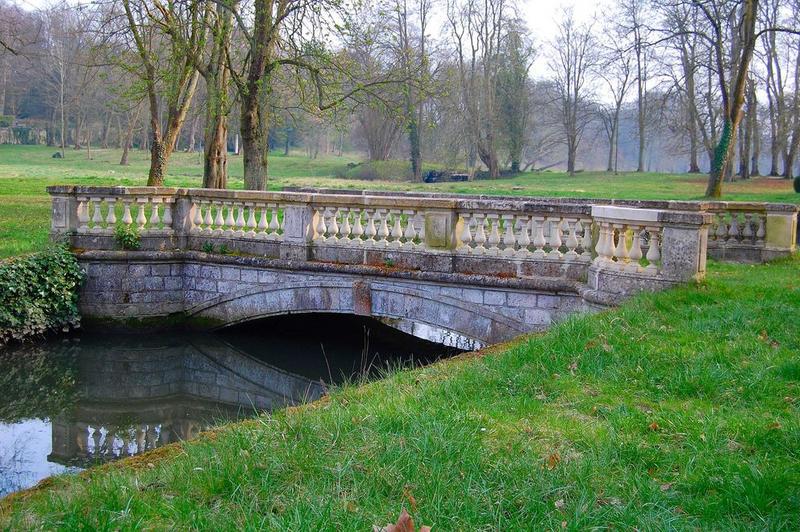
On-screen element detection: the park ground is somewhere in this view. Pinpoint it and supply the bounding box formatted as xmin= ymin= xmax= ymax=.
xmin=1 ymin=145 xmax=798 ymax=528
xmin=1 ymin=256 xmax=798 ymax=528
xmin=1 ymin=144 xmax=798 ymax=258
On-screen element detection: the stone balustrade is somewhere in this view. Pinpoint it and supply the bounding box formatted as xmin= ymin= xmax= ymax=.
xmin=49 ymin=186 xmax=798 ymax=306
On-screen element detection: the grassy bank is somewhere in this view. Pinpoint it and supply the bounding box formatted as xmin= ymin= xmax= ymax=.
xmin=2 ymin=257 xmax=798 ymax=529
xmin=1 ymin=145 xmax=798 ymax=258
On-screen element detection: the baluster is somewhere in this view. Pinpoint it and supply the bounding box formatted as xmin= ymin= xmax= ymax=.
xmin=628 ymin=226 xmax=643 ymax=272
xmin=728 ymin=214 xmax=740 ymax=242
xmin=104 ymin=197 xmax=117 ymax=229
xmin=613 ymin=225 xmax=629 ymax=269
xmin=415 ymin=213 xmax=426 ymax=249
xmin=136 ymin=199 xmax=148 ymax=229
xmin=473 ymin=214 xmax=487 ymax=254
xmin=564 ymin=219 xmax=578 ymax=259
xmin=268 ymin=205 xmax=281 ymax=238
xmin=501 ymin=215 xmax=516 ymax=256
xmin=390 ymin=210 xmax=403 ymax=247
xmin=235 ymin=204 xmax=246 ymax=235
xmin=742 ymin=213 xmax=753 ymax=241
xmin=352 ymin=208 xmax=364 ymax=244
xmin=403 ymin=210 xmax=417 ymax=248
xmin=755 ymin=215 xmax=766 ymax=240
xmin=486 ymin=215 xmax=501 ymax=254
xmin=195 ymin=202 xmax=206 ymax=233
xmin=645 ymin=226 xmax=660 ymax=273
xmin=593 ymin=222 xmax=612 ymax=264
xmin=191 ymin=202 xmax=203 ymax=231
xmin=224 ymin=202 xmax=235 ymax=234
xmin=121 ymin=199 xmax=133 ymax=228
xmin=328 ymin=208 xmax=340 ymax=242
xmin=458 ymin=213 xmax=473 ymax=252
xmin=150 ymin=200 xmax=161 ymax=229
xmin=579 ymin=219 xmax=593 ymax=259
xmin=246 ymin=203 xmax=257 ymax=235
xmin=715 ymin=214 xmax=728 ymax=241
xmin=532 ymin=216 xmax=546 ymax=258
xmin=91 ymin=197 xmax=104 ymax=232
xmin=203 ymin=201 xmax=214 ymax=234
xmin=547 ymin=217 xmax=562 ymax=258
xmin=377 ymin=209 xmax=390 ymax=246
xmin=340 ymin=209 xmax=352 ymax=243
xmin=77 ymin=197 xmax=90 ymax=232
xmin=314 ymin=208 xmax=327 ymax=241
xmin=257 ymin=204 xmax=269 ymax=237
xmin=365 ymin=209 xmax=377 ymax=244
xmin=515 ymin=216 xmax=531 ymax=257
xmin=162 ymin=200 xmax=173 ymax=229
xmin=213 ymin=202 xmax=225 ymax=234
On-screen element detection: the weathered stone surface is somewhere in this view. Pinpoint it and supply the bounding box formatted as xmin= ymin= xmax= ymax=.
xmin=76 ymin=252 xmax=597 ymax=346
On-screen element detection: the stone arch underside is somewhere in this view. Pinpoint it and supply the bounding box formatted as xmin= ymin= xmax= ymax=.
xmin=185 ymin=279 xmax=531 ymax=347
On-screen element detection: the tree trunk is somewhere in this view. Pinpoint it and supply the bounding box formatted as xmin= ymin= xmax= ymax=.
xmin=241 ymin=93 xmax=268 ymax=190
xmin=187 ymin=115 xmax=199 ymax=152
xmin=101 ymin=113 xmax=113 ymax=149
xmin=120 ymin=107 xmax=141 ymax=166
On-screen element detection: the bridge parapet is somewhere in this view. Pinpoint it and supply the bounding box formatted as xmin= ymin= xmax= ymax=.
xmin=47 ymin=186 xmax=738 ymax=304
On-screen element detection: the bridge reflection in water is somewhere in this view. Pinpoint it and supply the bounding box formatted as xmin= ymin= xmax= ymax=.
xmin=2 ymin=314 xmax=457 ymax=494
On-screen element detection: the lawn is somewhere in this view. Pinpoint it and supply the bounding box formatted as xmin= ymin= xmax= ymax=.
xmin=2 ymin=256 xmax=798 ymax=529
xmin=1 ymin=145 xmax=798 ymax=258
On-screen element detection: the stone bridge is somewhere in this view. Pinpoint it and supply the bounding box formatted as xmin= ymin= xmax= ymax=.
xmin=49 ymin=187 xmax=798 ymax=347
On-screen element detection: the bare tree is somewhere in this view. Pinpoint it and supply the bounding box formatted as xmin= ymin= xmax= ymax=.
xmin=548 ymin=8 xmax=599 ymax=175
xmin=447 ymin=0 xmax=512 ymax=178
xmin=121 ymin=0 xmax=208 ymax=186
xmin=599 ymin=30 xmax=634 ymax=173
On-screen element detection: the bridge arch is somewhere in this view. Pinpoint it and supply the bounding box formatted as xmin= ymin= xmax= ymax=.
xmin=185 ymin=279 xmax=530 ymax=348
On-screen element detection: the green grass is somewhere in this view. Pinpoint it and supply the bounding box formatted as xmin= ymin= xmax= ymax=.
xmin=2 ymin=257 xmax=799 ymax=529
xmin=1 ymin=145 xmax=798 ymax=258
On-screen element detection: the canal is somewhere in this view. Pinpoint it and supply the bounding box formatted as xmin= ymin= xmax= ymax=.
xmin=0 ymin=314 xmax=460 ymax=498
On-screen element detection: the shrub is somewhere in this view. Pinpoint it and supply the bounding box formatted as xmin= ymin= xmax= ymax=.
xmin=114 ymin=224 xmax=141 ymax=250
xmin=794 ymin=176 xmax=800 ymax=193
xmin=0 ymin=246 xmax=84 ymax=345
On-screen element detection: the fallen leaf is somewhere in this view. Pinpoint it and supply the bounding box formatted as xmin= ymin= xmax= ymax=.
xmin=648 ymin=422 xmax=660 ymax=432
xmin=546 ymin=452 xmax=561 ymax=470
xmin=768 ymin=422 xmax=782 ymax=430
xmin=660 ymin=483 xmax=673 ymax=492
xmin=374 ymin=508 xmax=431 ymax=532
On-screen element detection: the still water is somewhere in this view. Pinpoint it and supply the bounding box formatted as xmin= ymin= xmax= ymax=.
xmin=0 ymin=314 xmax=459 ymax=498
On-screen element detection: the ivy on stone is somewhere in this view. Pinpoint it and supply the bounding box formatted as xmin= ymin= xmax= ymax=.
xmin=0 ymin=246 xmax=84 ymax=345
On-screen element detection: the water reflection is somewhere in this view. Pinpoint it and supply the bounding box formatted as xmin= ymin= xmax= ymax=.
xmin=0 ymin=314 xmax=458 ymax=497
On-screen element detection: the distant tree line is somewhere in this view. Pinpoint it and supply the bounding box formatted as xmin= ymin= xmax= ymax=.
xmin=0 ymin=0 xmax=799 ymax=197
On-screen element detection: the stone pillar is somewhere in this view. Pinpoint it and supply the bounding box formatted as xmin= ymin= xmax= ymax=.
xmin=424 ymin=209 xmax=458 ymax=249
xmin=48 ymin=185 xmax=78 ymax=242
xmin=764 ymin=205 xmax=798 ymax=259
xmin=280 ymin=204 xmax=315 ymax=260
xmin=172 ymin=195 xmax=194 ymax=249
xmin=658 ymin=211 xmax=712 ymax=282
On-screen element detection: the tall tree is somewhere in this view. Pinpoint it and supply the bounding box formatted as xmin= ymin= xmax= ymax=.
xmin=496 ymin=24 xmax=534 ymax=173
xmin=121 ymin=0 xmax=208 ymax=186
xmin=548 ymin=8 xmax=598 ymax=175
xmin=447 ymin=0 xmax=511 ymax=179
